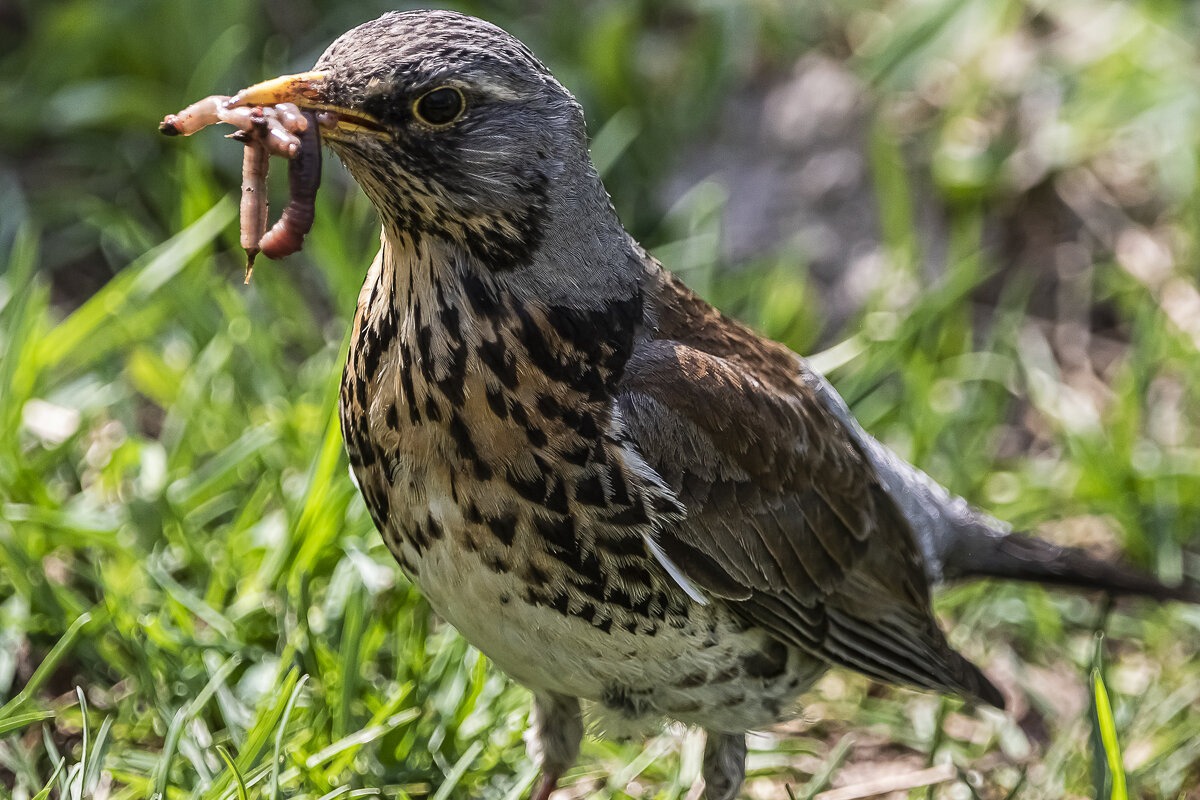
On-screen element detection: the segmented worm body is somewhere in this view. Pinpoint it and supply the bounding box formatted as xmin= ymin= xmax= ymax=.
xmin=259 ymin=111 xmax=321 ymax=260
xmin=160 ymin=99 xmax=324 ymax=275
xmin=159 ymin=95 xmax=228 ymax=135
xmin=160 ymin=96 xmax=305 ymax=155
xmin=239 ymin=137 xmax=270 ymax=281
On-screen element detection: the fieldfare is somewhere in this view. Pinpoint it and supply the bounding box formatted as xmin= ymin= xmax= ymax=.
xmin=179 ymin=11 xmax=1197 ymax=800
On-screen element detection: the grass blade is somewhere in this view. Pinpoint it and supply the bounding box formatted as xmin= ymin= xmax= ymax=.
xmin=1091 ymin=667 xmax=1129 ymax=800
xmin=798 ymin=733 xmax=855 ymax=800
xmin=30 ymin=757 xmax=66 ymax=800
xmin=36 ymin=199 xmax=234 ymax=369
xmin=429 ymin=741 xmax=483 ymax=800
xmin=269 ymin=674 xmax=309 ymax=800
xmin=0 ymin=710 xmax=54 ymax=737
xmin=204 ymin=668 xmax=301 ymax=800
xmin=217 ymin=746 xmax=249 ymax=800
xmin=0 ymin=611 xmax=91 ymax=720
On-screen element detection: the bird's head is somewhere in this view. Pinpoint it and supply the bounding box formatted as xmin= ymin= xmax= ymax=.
xmin=234 ymin=10 xmax=637 ymax=297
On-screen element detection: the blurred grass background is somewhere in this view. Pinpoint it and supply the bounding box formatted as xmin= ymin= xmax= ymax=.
xmin=2 ymin=0 xmax=1200 ymax=798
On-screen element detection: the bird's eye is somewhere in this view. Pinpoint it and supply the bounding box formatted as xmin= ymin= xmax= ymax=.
xmin=413 ymin=86 xmax=466 ymax=127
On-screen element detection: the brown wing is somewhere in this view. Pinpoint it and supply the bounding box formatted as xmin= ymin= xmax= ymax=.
xmin=618 ymin=268 xmax=1003 ymax=706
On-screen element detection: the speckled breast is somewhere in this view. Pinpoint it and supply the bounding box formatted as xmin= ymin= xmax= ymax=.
xmin=336 ymin=249 xmax=821 ymax=731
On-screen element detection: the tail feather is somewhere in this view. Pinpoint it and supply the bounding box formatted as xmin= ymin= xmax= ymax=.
xmin=946 ymin=648 xmax=1006 ymax=710
xmin=942 ymin=527 xmax=1199 ymax=604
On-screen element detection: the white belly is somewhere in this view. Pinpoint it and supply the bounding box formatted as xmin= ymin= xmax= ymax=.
xmin=400 ymin=514 xmax=823 ymax=733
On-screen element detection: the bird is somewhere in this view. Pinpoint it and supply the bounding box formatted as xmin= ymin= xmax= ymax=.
xmin=227 ymin=10 xmax=1197 ymax=799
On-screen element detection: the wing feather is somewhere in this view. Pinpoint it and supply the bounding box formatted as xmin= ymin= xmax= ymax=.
xmin=618 ymin=275 xmax=1003 ymax=706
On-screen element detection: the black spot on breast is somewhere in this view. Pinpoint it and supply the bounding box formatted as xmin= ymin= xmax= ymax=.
xmin=478 ymin=337 xmax=518 ymax=388
xmin=622 ymin=564 xmax=654 ymax=588
xmin=574 ymin=474 xmax=606 ymax=506
xmin=597 ymin=535 xmax=645 ymax=558
xmin=398 ymin=342 xmax=421 ymax=424
xmin=424 ymin=396 xmax=442 ymax=423
xmin=356 ymin=442 xmax=377 ymax=467
xmin=602 ymin=684 xmax=652 ymax=718
xmin=408 ymin=519 xmax=428 ymax=553
xmin=508 ymin=400 xmax=530 ymax=429
xmin=525 ymin=563 xmax=550 ymax=588
xmin=590 ymin=443 xmax=609 ymax=467
xmin=485 ymin=384 xmax=508 ymax=419
xmin=604 ymin=585 xmax=633 ymax=609
xmin=549 ymin=592 xmax=570 ymax=616
xmin=541 ymin=296 xmax=642 ymax=388
xmin=536 ymin=393 xmax=561 ymax=418
xmin=543 ymin=477 xmax=568 ymax=514
xmin=516 ymin=306 xmax=575 ymax=384
xmin=447 ymin=412 xmax=479 ymax=461
xmin=562 ymin=443 xmax=590 ymax=466
xmin=534 ymin=515 xmax=575 ymax=553
xmin=436 ymin=339 xmax=467 ymax=405
xmin=461 ymin=268 xmax=500 ymax=317
xmin=426 ymin=516 xmax=444 ymax=540
xmin=571 ymin=573 xmax=607 ymax=603
xmin=486 ymin=512 xmax=518 ymax=546
xmin=576 ymin=413 xmax=599 ymax=439
xmin=360 ymin=340 xmax=382 ymax=383
xmin=601 ymin=501 xmax=650 ymax=527
xmin=438 ymin=294 xmax=460 ymax=332
xmin=353 ymin=368 xmax=367 ymax=408
xmin=507 ymin=465 xmax=549 ymax=505
xmin=606 ymin=468 xmax=631 ymax=505
xmin=524 ymin=424 xmax=548 ymax=448
xmin=629 ymin=593 xmax=656 ymax=618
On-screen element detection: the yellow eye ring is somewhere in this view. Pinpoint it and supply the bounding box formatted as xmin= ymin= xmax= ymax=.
xmin=413 ymin=86 xmax=466 ymax=127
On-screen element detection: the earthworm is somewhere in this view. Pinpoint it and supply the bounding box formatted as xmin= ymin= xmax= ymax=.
xmin=159 ymin=95 xmax=228 ymax=135
xmin=239 ymin=136 xmax=270 ymax=282
xmin=219 ymin=106 xmax=299 ymax=157
xmin=259 ymin=110 xmax=321 ymax=260
xmin=272 ymin=103 xmax=309 ymax=133
xmin=160 ymin=97 xmax=303 ymax=157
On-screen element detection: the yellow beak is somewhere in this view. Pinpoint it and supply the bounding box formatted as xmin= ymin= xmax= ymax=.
xmin=228 ymin=71 xmax=385 ymax=137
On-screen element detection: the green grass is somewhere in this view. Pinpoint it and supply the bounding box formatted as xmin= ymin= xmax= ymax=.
xmin=3 ymin=0 xmax=1200 ymax=798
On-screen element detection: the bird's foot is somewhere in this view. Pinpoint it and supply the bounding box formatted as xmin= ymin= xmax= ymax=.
xmin=531 ymin=770 xmax=560 ymax=800
xmin=702 ymin=731 xmax=746 ymax=800
xmin=526 ymin=693 xmax=581 ymax=800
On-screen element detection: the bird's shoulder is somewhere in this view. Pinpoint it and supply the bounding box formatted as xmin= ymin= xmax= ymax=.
xmin=620 ymin=259 xmax=928 ymax=607
xmin=618 ymin=262 xmax=1006 ymax=704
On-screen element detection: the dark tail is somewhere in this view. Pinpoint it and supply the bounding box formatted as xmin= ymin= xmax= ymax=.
xmin=941 ymin=527 xmax=1199 ymax=604
xmin=945 ymin=647 xmax=1007 ymax=709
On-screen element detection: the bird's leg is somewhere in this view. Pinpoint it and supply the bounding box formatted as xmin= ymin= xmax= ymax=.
xmin=702 ymin=731 xmax=746 ymax=800
xmin=526 ymin=692 xmax=582 ymax=800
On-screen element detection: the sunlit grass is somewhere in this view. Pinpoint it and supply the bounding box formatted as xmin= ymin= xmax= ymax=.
xmin=3 ymin=0 xmax=1200 ymax=798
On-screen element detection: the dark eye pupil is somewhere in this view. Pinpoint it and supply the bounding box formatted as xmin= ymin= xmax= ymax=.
xmin=417 ymin=88 xmax=463 ymax=125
